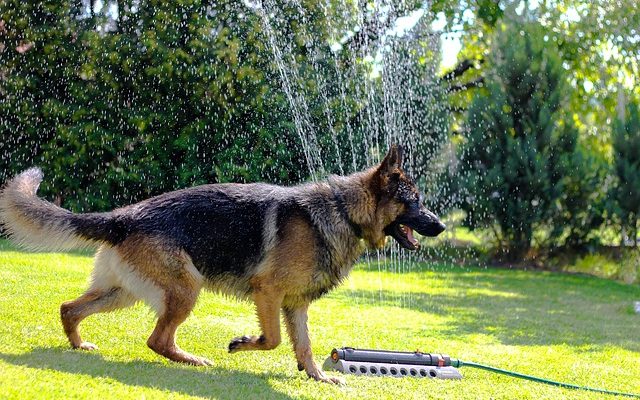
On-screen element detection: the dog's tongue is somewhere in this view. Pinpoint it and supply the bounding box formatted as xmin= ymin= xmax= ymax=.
xmin=407 ymin=227 xmax=419 ymax=247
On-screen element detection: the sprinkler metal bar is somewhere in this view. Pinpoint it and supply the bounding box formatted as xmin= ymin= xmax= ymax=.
xmin=323 ymin=347 xmax=463 ymax=379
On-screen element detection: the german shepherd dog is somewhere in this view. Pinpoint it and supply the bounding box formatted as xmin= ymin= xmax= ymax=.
xmin=0 ymin=145 xmax=444 ymax=384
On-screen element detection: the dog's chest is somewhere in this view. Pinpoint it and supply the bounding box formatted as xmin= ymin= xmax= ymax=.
xmin=308 ymin=239 xmax=363 ymax=297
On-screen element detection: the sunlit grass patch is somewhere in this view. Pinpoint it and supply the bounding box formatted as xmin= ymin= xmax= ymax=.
xmin=0 ymin=241 xmax=638 ymax=399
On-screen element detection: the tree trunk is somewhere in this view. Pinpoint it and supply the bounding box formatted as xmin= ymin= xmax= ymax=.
xmin=632 ymin=213 xmax=638 ymax=247
xmin=117 ymin=0 xmax=124 ymax=32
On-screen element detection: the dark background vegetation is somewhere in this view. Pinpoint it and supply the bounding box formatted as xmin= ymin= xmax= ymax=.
xmin=1 ymin=1 xmax=639 ymax=278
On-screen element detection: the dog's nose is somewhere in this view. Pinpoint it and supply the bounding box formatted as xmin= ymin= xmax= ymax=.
xmin=435 ymin=221 xmax=446 ymax=235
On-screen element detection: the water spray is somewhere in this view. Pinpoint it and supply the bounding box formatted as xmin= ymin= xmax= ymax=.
xmin=324 ymin=347 xmax=640 ymax=398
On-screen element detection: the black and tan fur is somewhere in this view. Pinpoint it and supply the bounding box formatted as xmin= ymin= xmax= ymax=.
xmin=0 ymin=145 xmax=444 ymax=384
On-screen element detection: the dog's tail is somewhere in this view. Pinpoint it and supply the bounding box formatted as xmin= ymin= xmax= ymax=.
xmin=0 ymin=168 xmax=124 ymax=251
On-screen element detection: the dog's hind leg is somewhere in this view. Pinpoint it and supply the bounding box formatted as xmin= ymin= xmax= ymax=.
xmin=283 ymin=303 xmax=343 ymax=385
xmin=61 ymin=286 xmax=137 ymax=350
xmin=145 ymin=284 xmax=212 ymax=366
xmin=228 ymin=287 xmax=284 ymax=353
xmin=61 ymin=246 xmax=137 ymax=350
xmin=113 ymin=236 xmax=210 ymax=366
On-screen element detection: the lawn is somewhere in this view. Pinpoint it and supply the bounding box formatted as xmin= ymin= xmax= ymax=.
xmin=0 ymin=241 xmax=638 ymax=399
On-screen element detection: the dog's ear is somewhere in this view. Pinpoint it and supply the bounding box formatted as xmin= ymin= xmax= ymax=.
xmin=377 ymin=144 xmax=404 ymax=194
xmin=379 ymin=144 xmax=403 ymax=176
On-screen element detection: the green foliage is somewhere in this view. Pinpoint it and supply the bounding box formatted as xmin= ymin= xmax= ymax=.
xmin=454 ymin=1 xmax=639 ymax=156
xmin=0 ymin=1 xmax=87 ymax=199
xmin=431 ymin=0 xmax=504 ymax=31
xmin=458 ymin=22 xmax=604 ymax=257
xmin=611 ymin=101 xmax=640 ymax=245
xmin=561 ymin=248 xmax=640 ymax=284
xmin=4 ymin=0 xmax=638 ymax=262
xmin=0 ymin=1 xmax=450 ymax=212
xmin=546 ymin=131 xmax=607 ymax=250
xmin=0 ymin=1 xmax=313 ymax=211
xmin=540 ymin=0 xmax=640 ymax=144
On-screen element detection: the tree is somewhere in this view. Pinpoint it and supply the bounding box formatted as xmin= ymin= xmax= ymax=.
xmin=539 ymin=0 xmax=640 ymax=143
xmin=611 ymin=101 xmax=640 ymax=246
xmin=457 ymin=22 xmax=594 ymax=258
xmin=448 ymin=0 xmax=640 ymax=155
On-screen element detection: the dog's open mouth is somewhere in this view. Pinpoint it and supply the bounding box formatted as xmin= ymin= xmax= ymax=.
xmin=399 ymin=224 xmax=420 ymax=249
xmin=385 ymin=222 xmax=420 ymax=250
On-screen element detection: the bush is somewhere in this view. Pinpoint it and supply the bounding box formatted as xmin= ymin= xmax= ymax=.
xmin=0 ymin=1 xmax=309 ymax=211
xmin=611 ymin=101 xmax=640 ymax=246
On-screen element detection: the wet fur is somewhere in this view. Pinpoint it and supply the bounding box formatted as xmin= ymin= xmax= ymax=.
xmin=0 ymin=146 xmax=425 ymax=383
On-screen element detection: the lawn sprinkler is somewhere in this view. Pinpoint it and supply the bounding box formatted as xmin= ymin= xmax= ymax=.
xmin=324 ymin=347 xmax=640 ymax=398
xmin=322 ymin=348 xmax=462 ymax=379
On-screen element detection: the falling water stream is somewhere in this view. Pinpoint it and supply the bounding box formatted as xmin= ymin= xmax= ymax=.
xmin=250 ymin=0 xmax=452 ymax=309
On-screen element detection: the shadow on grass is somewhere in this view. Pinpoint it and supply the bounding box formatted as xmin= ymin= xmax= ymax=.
xmin=0 ymin=348 xmax=295 ymax=400
xmin=335 ymin=265 xmax=640 ymax=352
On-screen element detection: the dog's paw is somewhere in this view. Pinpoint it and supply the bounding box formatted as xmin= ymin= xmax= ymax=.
xmin=75 ymin=342 xmax=98 ymax=351
xmin=306 ymin=369 xmax=346 ymax=385
xmin=331 ymin=376 xmax=346 ymax=385
xmin=189 ymin=356 xmax=214 ymax=367
xmin=228 ymin=335 xmax=253 ymax=353
xmin=312 ymin=374 xmax=346 ymax=385
xmin=319 ymin=375 xmax=345 ymax=385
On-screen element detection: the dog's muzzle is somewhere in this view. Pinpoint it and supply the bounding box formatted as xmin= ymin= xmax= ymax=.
xmin=384 ymin=208 xmax=445 ymax=250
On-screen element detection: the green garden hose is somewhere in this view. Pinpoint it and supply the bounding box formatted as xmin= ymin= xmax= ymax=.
xmin=455 ymin=359 xmax=640 ymax=398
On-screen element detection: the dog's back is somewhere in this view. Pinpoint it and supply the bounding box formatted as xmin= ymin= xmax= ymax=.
xmin=114 ymin=183 xmax=284 ymax=281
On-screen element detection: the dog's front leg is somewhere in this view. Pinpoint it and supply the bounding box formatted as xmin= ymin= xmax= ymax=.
xmin=229 ymin=288 xmax=283 ymax=352
xmin=283 ymin=304 xmax=344 ymax=385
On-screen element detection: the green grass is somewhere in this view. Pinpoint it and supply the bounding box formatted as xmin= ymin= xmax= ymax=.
xmin=0 ymin=242 xmax=639 ymax=399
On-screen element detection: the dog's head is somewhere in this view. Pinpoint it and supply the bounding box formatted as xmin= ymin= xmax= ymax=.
xmin=374 ymin=145 xmax=446 ymax=250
